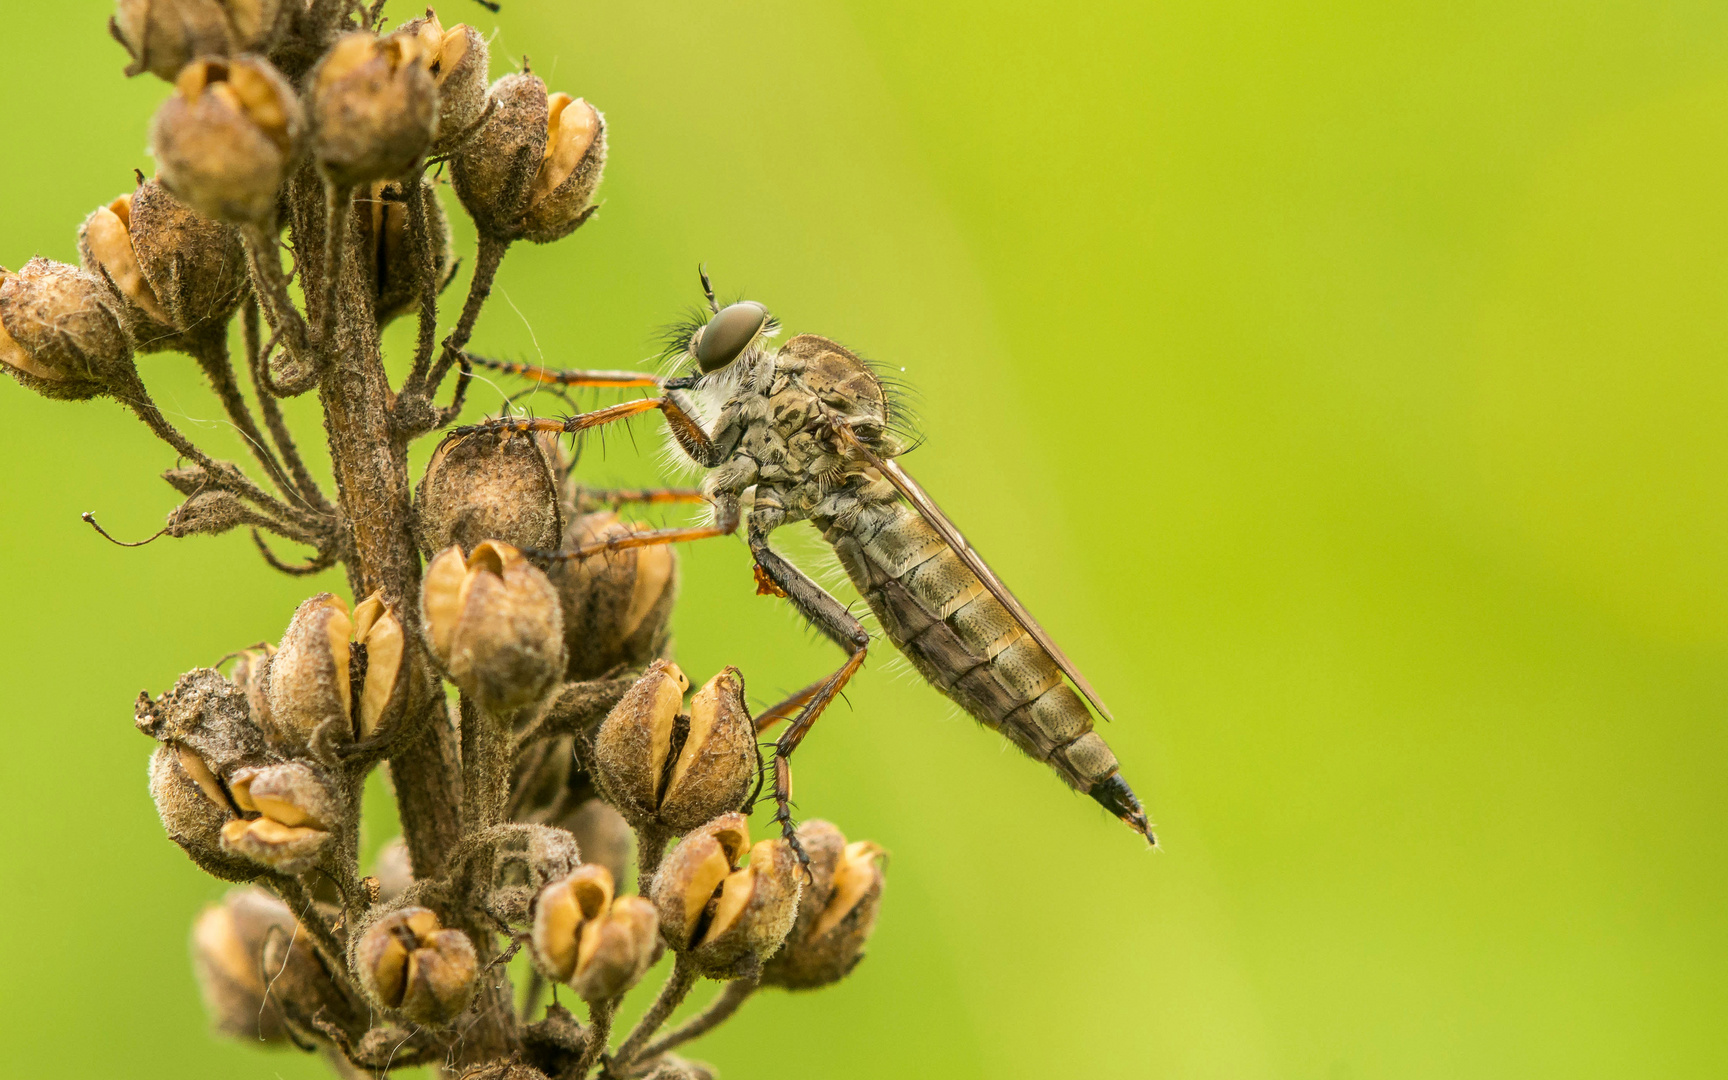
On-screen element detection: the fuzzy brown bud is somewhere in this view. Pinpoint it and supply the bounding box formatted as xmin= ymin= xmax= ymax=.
xmin=452 ymin=73 xmax=607 ymax=243
xmin=112 ymin=0 xmax=291 ymax=81
xmin=355 ymin=907 xmax=479 ymax=1025
xmin=0 ymin=258 xmax=134 ymax=401
xmin=397 ymin=13 xmax=490 ymax=153
xmin=643 ymin=1059 xmax=717 ymax=1080
xmin=191 ymin=887 xmax=300 ymax=1041
xmin=219 ymin=761 xmax=338 ymax=875
xmin=422 ymin=542 xmax=566 ymax=713
xmin=310 ymin=32 xmax=438 ymax=188
xmin=373 ymin=836 xmax=415 ymax=903
xmin=594 ymin=663 xmax=754 ymax=833
xmin=149 ymin=742 xmax=257 ymax=882
xmin=359 ymin=178 xmax=455 ymax=327
xmin=651 ymin=814 xmax=802 ymax=978
xmin=418 ymin=430 xmax=563 ymax=557
xmin=552 ymin=511 xmax=678 ymax=680
xmin=557 ymin=797 xmax=634 ymax=889
xmin=762 ymin=821 xmax=886 ymax=989
xmin=78 ymin=180 xmax=246 ymax=350
xmin=151 ymin=57 xmax=302 ymax=225
xmin=165 ymin=489 xmax=258 ymax=537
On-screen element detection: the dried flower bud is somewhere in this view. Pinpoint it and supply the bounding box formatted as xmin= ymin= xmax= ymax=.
xmin=355 ymin=907 xmax=479 ymax=1025
xmin=0 ymin=258 xmax=134 ymax=401
xmin=112 ymin=0 xmax=291 ymax=81
xmin=359 ymin=178 xmax=455 ymax=327
xmin=260 ymin=593 xmax=353 ymax=750
xmin=165 ymin=489 xmax=257 ymax=537
xmin=373 ymin=836 xmax=415 ymax=903
xmin=488 ymin=823 xmax=582 ymax=923
xmin=418 ymin=430 xmax=563 ymax=558
xmin=396 ymin=12 xmax=490 ymax=153
xmin=452 ymin=73 xmax=607 ymax=243
xmin=78 ymin=180 xmax=246 ymax=350
xmin=762 ymin=821 xmax=885 ymax=989
xmin=552 ymin=511 xmax=678 ymax=680
xmin=652 ymin=814 xmax=801 ymax=978
xmin=557 ymin=797 xmax=633 ymax=889
xmin=594 ymin=663 xmax=754 ymax=833
xmin=530 ymin=865 xmax=660 ymax=1001
xmin=216 ymin=761 xmax=340 ymax=874
xmin=422 ymin=542 xmax=565 ymax=713
xmin=191 ymin=887 xmax=298 ymax=1041
xmin=310 ymin=31 xmax=437 ymax=188
xmin=151 ymin=56 xmax=302 ymax=225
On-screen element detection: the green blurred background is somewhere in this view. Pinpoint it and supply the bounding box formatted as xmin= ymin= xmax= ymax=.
xmin=2 ymin=1 xmax=1725 ymax=1077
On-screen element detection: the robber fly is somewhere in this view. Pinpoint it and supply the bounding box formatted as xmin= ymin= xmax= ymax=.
xmin=453 ymin=270 xmax=1153 ymax=852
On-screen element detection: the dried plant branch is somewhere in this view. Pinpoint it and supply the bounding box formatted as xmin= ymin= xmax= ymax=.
xmin=609 ymin=959 xmax=699 ymax=1075
xmin=629 ymin=979 xmax=757 ymax=1068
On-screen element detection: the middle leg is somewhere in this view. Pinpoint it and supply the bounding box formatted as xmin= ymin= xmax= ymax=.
xmin=748 ymin=520 xmax=871 ymax=871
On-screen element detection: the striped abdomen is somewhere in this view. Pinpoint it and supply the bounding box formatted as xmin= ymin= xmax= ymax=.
xmin=825 ymin=500 xmax=1125 ymax=799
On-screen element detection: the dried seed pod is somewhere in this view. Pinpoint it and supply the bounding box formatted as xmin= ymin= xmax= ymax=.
xmin=373 ymin=836 xmax=415 ymax=903
xmin=594 ymin=663 xmax=754 ymax=833
xmin=488 ymin=822 xmax=583 ymax=924
xmin=165 ymin=489 xmax=258 ymax=537
xmin=150 ymin=56 xmax=302 ymax=225
xmin=355 ymin=907 xmax=479 ymax=1025
xmin=551 ymin=511 xmax=678 ymax=681
xmin=557 ymin=797 xmax=634 ymax=889
xmin=149 ymin=742 xmax=259 ymax=882
xmin=230 ymin=643 xmax=274 ymax=718
xmin=310 ymin=31 xmax=438 ymax=188
xmin=111 ymin=0 xmax=291 ymax=81
xmin=219 ymin=761 xmax=339 ymax=874
xmin=396 ymin=12 xmax=490 ymax=153
xmin=761 ymin=820 xmax=886 ymax=989
xmin=358 ymin=177 xmax=455 ymax=327
xmin=191 ymin=886 xmax=298 ymax=1041
xmin=529 ymin=865 xmax=660 ymax=1002
xmin=260 ymin=593 xmax=353 ymax=751
xmin=451 ymin=73 xmax=607 ymax=243
xmin=78 ymin=180 xmax=246 ymax=350
xmin=112 ymin=0 xmax=233 ymax=81
xmin=422 ymin=542 xmax=566 ymax=714
xmin=417 ymin=430 xmax=563 ymax=557
xmin=0 ymin=258 xmax=134 ymax=401
xmin=652 ymin=814 xmax=802 ymax=978
xmin=642 ymin=1058 xmax=717 ymax=1080
xmin=457 ymin=1065 xmax=554 ymax=1080
xmin=351 ymin=590 xmax=406 ymax=740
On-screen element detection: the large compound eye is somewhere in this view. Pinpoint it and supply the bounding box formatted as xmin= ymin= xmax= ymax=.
xmin=694 ymin=301 xmax=768 ymax=373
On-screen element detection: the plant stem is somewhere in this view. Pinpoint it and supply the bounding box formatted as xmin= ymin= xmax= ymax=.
xmin=610 ymin=958 xmax=699 ymax=1073
xmin=570 ymin=996 xmax=619 ymax=1080
xmin=629 ymin=979 xmax=757 ymax=1067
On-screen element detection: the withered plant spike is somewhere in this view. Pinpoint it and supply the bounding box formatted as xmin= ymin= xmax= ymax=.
xmin=3 ymin=6 xmax=890 ymax=1078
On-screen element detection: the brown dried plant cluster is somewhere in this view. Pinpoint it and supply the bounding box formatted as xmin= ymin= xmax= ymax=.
xmin=1 ymin=3 xmax=888 ymax=1077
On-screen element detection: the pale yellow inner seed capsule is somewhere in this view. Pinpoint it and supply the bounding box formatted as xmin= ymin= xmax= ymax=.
xmin=699 ymin=865 xmax=757 ymax=948
xmin=681 ymin=845 xmax=734 ymax=939
xmin=645 ymin=672 xmax=684 ymax=802
xmin=569 ymin=865 xmax=616 ymax=918
xmin=665 ymin=672 xmax=727 ymax=795
xmin=812 ymin=841 xmax=883 ymax=938
xmin=243 ymin=816 xmax=323 ymax=844
xmin=537 ymin=883 xmax=582 ymax=979
xmin=178 ymin=747 xmax=232 ymax=811
xmin=252 ymin=791 xmax=326 ymax=830
xmin=437 ymin=27 xmax=470 ymax=81
xmin=354 ymin=591 xmax=404 ymax=738
xmin=619 ymin=536 xmax=673 ymax=638
xmin=317 ymin=34 xmax=379 ymax=94
xmin=423 ymin=547 xmax=470 ymax=660
xmin=0 ymin=308 xmax=48 ymax=378
xmin=405 ymin=909 xmax=441 ymax=941
xmin=322 ymin=601 xmax=355 ymax=727
xmin=86 ymin=196 xmax=170 ymax=322
xmin=535 ymin=94 xmax=599 ymax=200
xmin=224 ymin=64 xmax=294 ymax=152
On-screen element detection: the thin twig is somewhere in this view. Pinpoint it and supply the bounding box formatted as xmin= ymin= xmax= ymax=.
xmin=628 ymin=979 xmax=757 ymax=1068
xmin=242 ymin=297 xmax=335 ymax=513
xmin=189 ymin=334 xmax=300 ymax=507
xmin=570 ymin=996 xmax=618 ymax=1080
xmin=428 ymin=232 xmax=508 ymax=389
xmin=610 ymin=958 xmax=698 ymax=1074
xmin=243 ymin=227 xmax=321 ymax=395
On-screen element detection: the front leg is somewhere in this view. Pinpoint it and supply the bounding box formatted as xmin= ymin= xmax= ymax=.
xmin=748 ymin=515 xmax=871 ymax=872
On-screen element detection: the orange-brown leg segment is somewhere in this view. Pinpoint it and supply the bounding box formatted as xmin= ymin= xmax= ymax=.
xmin=577 ymin=487 xmax=708 ymax=511
xmin=462 ymin=351 xmax=662 ymax=388
xmin=528 ymin=493 xmax=741 ymax=564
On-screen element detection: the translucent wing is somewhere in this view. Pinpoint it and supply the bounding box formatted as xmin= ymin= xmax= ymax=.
xmin=835 ymin=425 xmax=1115 ymax=722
